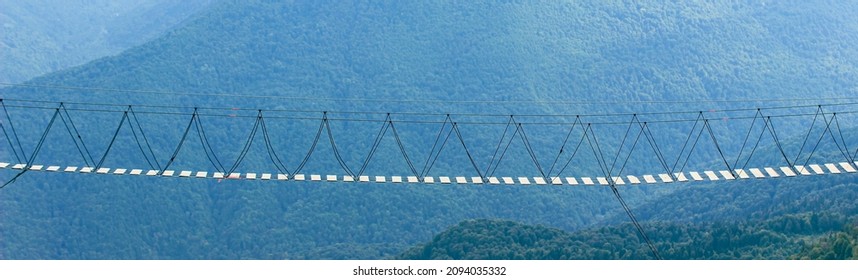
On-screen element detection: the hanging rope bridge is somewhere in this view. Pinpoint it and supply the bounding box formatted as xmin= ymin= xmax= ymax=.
xmin=4 ymin=95 xmax=858 ymax=260
xmin=2 ymin=98 xmax=858 ymax=187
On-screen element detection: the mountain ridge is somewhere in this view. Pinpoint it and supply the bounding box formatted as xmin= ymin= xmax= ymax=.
xmin=2 ymin=0 xmax=858 ymax=259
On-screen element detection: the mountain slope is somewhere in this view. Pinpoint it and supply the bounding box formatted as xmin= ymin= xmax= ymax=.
xmin=399 ymin=215 xmax=851 ymax=260
xmin=2 ymin=0 xmax=858 ymax=259
xmin=0 ymin=0 xmax=214 ymax=84
xmin=792 ymin=223 xmax=858 ymax=260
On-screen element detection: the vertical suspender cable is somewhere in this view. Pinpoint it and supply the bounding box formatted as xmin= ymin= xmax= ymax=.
xmin=484 ymin=116 xmax=514 ymax=177
xmin=1 ymin=99 xmax=28 ymax=162
xmin=127 ymin=106 xmax=161 ymax=170
xmin=323 ymin=113 xmax=356 ymax=177
xmin=1 ymin=122 xmax=22 ymax=163
xmin=161 ymin=110 xmax=197 ymax=174
xmin=547 ymin=116 xmax=581 ymax=177
xmin=258 ymin=113 xmax=290 ymax=175
xmin=389 ymin=119 xmax=421 ymax=178
xmin=1 ymin=108 xmax=60 ymax=189
xmin=420 ymin=115 xmax=451 ymax=178
xmin=94 ymin=111 xmax=129 ymax=169
xmin=59 ymin=104 xmax=97 ymax=166
xmin=585 ymin=121 xmax=661 ymax=260
xmin=293 ymin=114 xmax=326 ymax=176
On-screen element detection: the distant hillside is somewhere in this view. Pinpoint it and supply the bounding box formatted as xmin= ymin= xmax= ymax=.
xmin=399 ymin=215 xmax=851 ymax=260
xmin=0 ymin=0 xmax=213 ymax=84
xmin=2 ymin=0 xmax=858 ymax=259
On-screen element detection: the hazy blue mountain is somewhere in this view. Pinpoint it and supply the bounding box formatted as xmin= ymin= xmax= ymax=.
xmin=0 ymin=0 xmax=214 ymax=84
xmin=2 ymin=0 xmax=858 ymax=259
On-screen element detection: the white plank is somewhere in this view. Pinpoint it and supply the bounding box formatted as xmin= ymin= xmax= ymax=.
xmin=277 ymin=174 xmax=289 ymax=181
xmin=29 ymin=165 xmax=43 ymax=171
xmin=375 ymin=176 xmax=386 ymax=183
xmin=113 ymin=168 xmax=127 ymax=175
xmin=794 ymin=165 xmax=812 ymax=175
xmin=261 ymin=173 xmax=272 ymax=180
xmin=130 ymin=169 xmax=143 ymax=175
xmin=423 ymin=177 xmax=435 ymax=184
xmin=487 ymin=177 xmax=500 ymax=185
xmin=764 ymin=167 xmax=780 ymax=177
xmin=65 ymin=166 xmax=79 ymax=172
xmin=145 ymin=170 xmax=158 ymax=176
xmin=688 ymin=172 xmax=703 ymax=181
xmin=407 ymin=176 xmax=419 ymax=183
xmin=293 ymin=174 xmax=306 ymax=181
xmin=310 ymin=174 xmax=321 ymax=181
xmin=439 ymin=176 xmax=451 ymax=184
xmin=46 ymin=166 xmax=61 ymax=172
xmin=612 ymin=177 xmax=625 ymax=185
xmin=246 ymin=173 xmax=257 ymax=180
xmin=471 ymin=177 xmax=484 ymax=184
xmin=0 ymin=162 xmax=8 ymax=168
xmin=780 ymin=166 xmax=797 ymax=177
xmin=658 ymin=174 xmax=674 ymax=183
xmin=502 ymin=177 xmax=515 ymax=185
xmin=673 ymin=173 xmax=688 ymax=182
xmin=227 ymin=173 xmax=241 ymax=179
xmin=809 ymin=164 xmax=825 ymax=175
xmin=196 ymin=171 xmax=208 ymax=178
xmin=391 ymin=176 xmax=402 ymax=183
xmin=719 ymin=170 xmax=736 ymax=180
xmin=824 ymin=163 xmax=841 ymax=174
xmin=518 ymin=177 xmax=531 ymax=185
xmin=179 ymin=170 xmax=192 ymax=177
xmin=839 ymin=162 xmax=857 ymax=173
xmin=358 ymin=176 xmax=370 ymax=182
xmin=534 ymin=177 xmax=547 ymax=185
xmin=596 ymin=177 xmax=608 ymax=185
xmin=326 ymin=175 xmax=336 ymax=182
xmin=749 ymin=168 xmax=765 ymax=178
xmin=565 ymin=177 xmax=579 ymax=185
xmin=12 ymin=163 xmax=25 ymax=169
xmin=343 ymin=175 xmax=354 ymax=182
xmin=581 ymin=177 xmax=594 ymax=185
xmin=161 ymin=170 xmax=174 ymax=177
xmin=96 ymin=168 xmax=110 ymax=174
xmin=550 ymin=177 xmax=563 ymax=185
xmin=627 ymin=175 xmax=641 ymax=184
xmin=734 ymin=169 xmax=750 ymax=179
xmin=455 ymin=177 xmax=467 ymax=184
xmin=642 ymin=175 xmax=657 ymax=184
xmin=703 ymin=171 xmax=719 ymax=180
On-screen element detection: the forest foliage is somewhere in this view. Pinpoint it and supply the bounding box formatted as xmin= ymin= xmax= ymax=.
xmin=400 ymin=214 xmax=857 ymax=260
xmin=2 ymin=0 xmax=858 ymax=259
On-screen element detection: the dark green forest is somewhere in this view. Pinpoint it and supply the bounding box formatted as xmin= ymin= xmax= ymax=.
xmin=399 ymin=216 xmax=858 ymax=260
xmin=793 ymin=223 xmax=858 ymax=260
xmin=2 ymin=0 xmax=858 ymax=259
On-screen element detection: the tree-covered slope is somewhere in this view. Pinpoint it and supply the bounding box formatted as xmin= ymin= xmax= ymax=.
xmin=10 ymin=0 xmax=858 ymax=110
xmin=0 ymin=0 xmax=213 ymax=84
xmin=792 ymin=223 xmax=858 ymax=260
xmin=2 ymin=0 xmax=858 ymax=259
xmin=400 ymin=215 xmax=852 ymax=260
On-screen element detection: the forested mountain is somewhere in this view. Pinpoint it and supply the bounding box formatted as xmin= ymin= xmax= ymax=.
xmin=792 ymin=223 xmax=858 ymax=260
xmin=0 ymin=0 xmax=213 ymax=84
xmin=2 ymin=0 xmax=858 ymax=259
xmin=399 ymin=215 xmax=854 ymax=260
